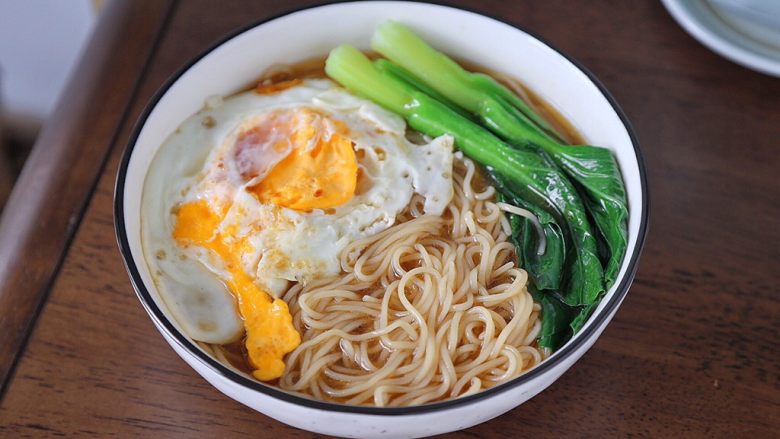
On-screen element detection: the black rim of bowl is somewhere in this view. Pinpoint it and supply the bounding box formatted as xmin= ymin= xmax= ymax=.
xmin=114 ymin=0 xmax=650 ymax=416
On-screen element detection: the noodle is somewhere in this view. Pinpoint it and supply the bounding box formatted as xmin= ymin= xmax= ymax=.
xmin=260 ymin=155 xmax=546 ymax=407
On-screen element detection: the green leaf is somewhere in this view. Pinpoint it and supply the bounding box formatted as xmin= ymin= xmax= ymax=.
xmin=529 ymin=286 xmax=572 ymax=350
xmin=473 ymin=85 xmax=629 ymax=291
xmin=494 ymin=175 xmax=566 ymax=291
xmin=548 ymin=144 xmax=628 ymax=288
xmin=569 ymin=302 xmax=598 ymax=334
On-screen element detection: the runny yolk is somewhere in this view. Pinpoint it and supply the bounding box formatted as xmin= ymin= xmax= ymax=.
xmin=173 ymin=200 xmax=300 ymax=381
xmin=248 ymin=109 xmax=357 ymax=211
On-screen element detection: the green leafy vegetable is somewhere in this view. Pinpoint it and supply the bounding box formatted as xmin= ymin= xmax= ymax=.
xmin=371 ymin=21 xmax=564 ymax=143
xmin=370 ymin=21 xmax=628 ymax=289
xmin=569 ymin=302 xmax=598 ymax=334
xmin=494 ymin=175 xmax=566 ymax=292
xmin=496 ymin=190 xmax=570 ymax=350
xmin=498 ymin=177 xmax=602 ymax=338
xmin=529 ymin=286 xmax=572 ymax=350
xmin=325 ymin=44 xmax=604 ymax=310
xmin=373 ymin=59 xmax=472 ymax=120
xmin=548 ymin=145 xmax=628 ymax=287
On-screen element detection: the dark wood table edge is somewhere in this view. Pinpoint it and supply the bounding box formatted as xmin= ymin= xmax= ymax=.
xmin=0 ymin=0 xmax=177 ymax=396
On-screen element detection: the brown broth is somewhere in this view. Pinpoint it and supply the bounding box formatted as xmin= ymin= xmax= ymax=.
xmin=253 ymin=56 xmax=327 ymax=86
xmin=456 ymin=58 xmax=585 ymax=145
xmin=243 ymin=53 xmax=584 ymax=146
xmin=500 ymin=77 xmax=584 ymax=145
xmin=219 ymin=338 xmax=255 ymax=375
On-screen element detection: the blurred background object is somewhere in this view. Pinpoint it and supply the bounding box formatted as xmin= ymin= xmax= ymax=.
xmin=0 ymin=113 xmax=10 ymax=209
xmin=0 ymin=0 xmax=101 ymax=213
xmin=662 ymin=0 xmax=780 ymax=77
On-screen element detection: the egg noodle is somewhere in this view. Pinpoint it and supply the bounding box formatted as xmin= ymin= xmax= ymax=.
xmin=199 ymin=156 xmax=545 ymax=406
xmin=194 ymin=155 xmax=539 ymax=407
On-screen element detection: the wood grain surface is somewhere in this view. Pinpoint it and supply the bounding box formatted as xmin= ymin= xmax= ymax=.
xmin=0 ymin=0 xmax=174 ymax=391
xmin=1 ymin=0 xmax=779 ymax=437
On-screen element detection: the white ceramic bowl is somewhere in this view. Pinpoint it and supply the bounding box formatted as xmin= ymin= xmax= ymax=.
xmin=115 ymin=2 xmax=649 ymax=437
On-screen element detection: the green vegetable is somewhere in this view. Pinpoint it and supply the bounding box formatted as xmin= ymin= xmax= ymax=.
xmin=325 ymin=44 xmax=604 ymax=310
xmin=373 ymin=59 xmax=472 ymax=120
xmin=569 ymin=302 xmax=598 ymax=334
xmin=371 ymin=21 xmax=564 ymax=143
xmin=529 ymin=286 xmax=572 ymax=350
xmin=498 ymin=176 xmax=601 ymax=338
xmin=481 ymin=99 xmax=628 ymax=288
xmin=496 ymin=189 xmax=570 ymax=349
xmin=549 ymin=146 xmax=628 ymax=287
xmin=371 ymin=21 xmax=628 ymax=289
xmin=494 ymin=175 xmax=566 ymax=292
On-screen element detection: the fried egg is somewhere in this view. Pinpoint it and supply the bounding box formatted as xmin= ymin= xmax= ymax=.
xmin=142 ymin=79 xmax=453 ymax=380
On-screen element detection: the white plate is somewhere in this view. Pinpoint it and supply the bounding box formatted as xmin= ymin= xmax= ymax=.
xmin=662 ymin=0 xmax=780 ymax=77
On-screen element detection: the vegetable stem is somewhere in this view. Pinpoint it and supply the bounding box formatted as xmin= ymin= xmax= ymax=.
xmin=371 ymin=20 xmax=564 ymax=142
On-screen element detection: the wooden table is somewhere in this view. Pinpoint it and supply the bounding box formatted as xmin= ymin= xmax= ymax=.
xmin=1 ymin=0 xmax=778 ymax=437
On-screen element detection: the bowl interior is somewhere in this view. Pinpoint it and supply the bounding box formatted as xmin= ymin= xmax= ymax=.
xmin=118 ymin=0 xmax=645 ymax=409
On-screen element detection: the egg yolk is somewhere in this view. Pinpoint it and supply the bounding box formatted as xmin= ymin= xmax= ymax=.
xmin=169 ymin=108 xmax=360 ymax=380
xmin=173 ymin=200 xmax=301 ymax=381
xmin=249 ymin=108 xmax=357 ymax=211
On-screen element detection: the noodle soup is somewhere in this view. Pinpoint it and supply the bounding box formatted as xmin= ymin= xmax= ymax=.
xmin=178 ymin=60 xmax=587 ymax=406
xmin=140 ymin=22 xmax=628 ymax=408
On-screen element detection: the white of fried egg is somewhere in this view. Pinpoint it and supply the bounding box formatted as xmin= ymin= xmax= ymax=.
xmin=142 ymin=79 xmax=453 ymax=381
